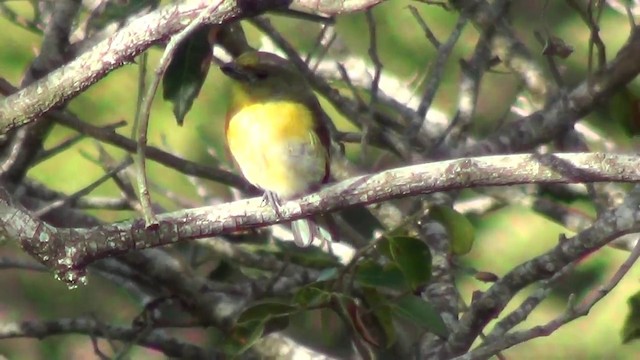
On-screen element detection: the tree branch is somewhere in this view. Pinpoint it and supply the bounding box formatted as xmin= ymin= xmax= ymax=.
xmin=2 ymin=152 xmax=640 ymax=286
xmin=458 ymin=25 xmax=640 ymax=157
xmin=0 ymin=0 xmax=386 ymax=133
xmin=0 ymin=317 xmax=214 ymax=359
xmin=439 ymin=184 xmax=640 ymax=357
xmin=454 ymin=231 xmax=640 ymax=360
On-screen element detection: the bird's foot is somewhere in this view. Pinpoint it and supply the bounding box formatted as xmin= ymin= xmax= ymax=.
xmin=261 ymin=191 xmax=283 ymax=217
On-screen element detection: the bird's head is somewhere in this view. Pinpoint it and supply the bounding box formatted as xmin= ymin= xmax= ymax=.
xmin=221 ymin=51 xmax=312 ymax=103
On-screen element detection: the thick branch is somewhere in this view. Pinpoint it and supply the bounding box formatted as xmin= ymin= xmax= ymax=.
xmin=0 ymin=0 xmax=234 ymax=132
xmin=0 ymin=0 xmax=385 ymax=133
xmin=1 ymin=152 xmax=640 ymax=285
xmin=291 ymin=0 xmax=385 ymax=15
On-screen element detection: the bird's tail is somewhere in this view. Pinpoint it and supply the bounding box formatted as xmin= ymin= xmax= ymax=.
xmin=291 ymin=215 xmax=336 ymax=247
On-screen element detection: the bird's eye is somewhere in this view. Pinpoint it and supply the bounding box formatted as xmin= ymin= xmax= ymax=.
xmin=254 ymin=70 xmax=269 ymax=80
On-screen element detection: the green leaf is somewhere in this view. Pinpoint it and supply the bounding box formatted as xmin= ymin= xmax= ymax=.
xmin=429 ymin=205 xmax=476 ymax=256
xmin=162 ymin=25 xmax=213 ymax=125
xmin=386 ymin=236 xmax=432 ymax=290
xmin=293 ymin=286 xmax=332 ymax=307
xmin=390 ymin=295 xmax=448 ymax=338
xmin=622 ymin=290 xmax=640 ymax=343
xmin=320 ymin=306 xmax=338 ymax=345
xmin=338 ymin=205 xmax=385 ymax=240
xmin=317 ymin=267 xmax=339 ymax=281
xmin=236 ymin=302 xmax=297 ymax=324
xmin=224 ymin=320 xmax=265 ymax=355
xmin=355 ymin=260 xmax=408 ymax=290
xmin=608 ymin=87 xmax=640 ymax=137
xmin=362 ymin=287 xmax=397 ymax=348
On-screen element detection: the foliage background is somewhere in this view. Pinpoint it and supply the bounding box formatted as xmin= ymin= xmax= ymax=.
xmin=1 ymin=0 xmax=640 ymax=358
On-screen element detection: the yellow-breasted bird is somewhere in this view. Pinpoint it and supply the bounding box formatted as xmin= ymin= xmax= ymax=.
xmin=221 ymin=51 xmax=333 ymax=246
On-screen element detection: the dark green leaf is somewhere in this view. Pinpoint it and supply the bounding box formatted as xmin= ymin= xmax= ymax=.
xmin=622 ymin=290 xmax=640 ymax=343
xmin=362 ymin=287 xmax=397 ymax=348
xmin=608 ymin=87 xmax=640 ymax=137
xmin=293 ymin=286 xmax=331 ymax=307
xmin=162 ymin=25 xmax=212 ymax=125
xmin=355 ymin=260 xmax=408 ymax=290
xmin=207 ymin=259 xmax=234 ymax=281
xmin=224 ymin=320 xmax=265 ymax=355
xmin=263 ymin=316 xmax=290 ymax=335
xmin=387 ymin=236 xmax=432 ymax=290
xmin=338 ymin=205 xmax=385 ymax=240
xmin=236 ymin=302 xmax=297 ymax=324
xmin=224 ymin=317 xmax=289 ymax=355
xmin=390 ymin=295 xmax=448 ymax=338
xmin=320 ymin=306 xmax=338 ymax=345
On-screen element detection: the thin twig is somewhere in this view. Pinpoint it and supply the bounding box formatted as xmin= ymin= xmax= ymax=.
xmin=0 ymin=3 xmax=43 ymax=34
xmin=410 ymin=14 xmax=467 ymax=142
xmin=363 ymin=9 xmax=383 ymax=162
xmin=457 ymin=234 xmax=640 ymax=360
xmin=33 ymin=120 xmax=127 ymax=166
xmin=409 ymin=6 xmax=441 ymax=48
xmin=0 ymin=79 xmax=249 ymax=190
xmin=485 ymin=261 xmax=577 ymax=341
xmin=135 ymin=0 xmax=224 ymax=227
xmin=33 ymin=158 xmax=133 ymax=218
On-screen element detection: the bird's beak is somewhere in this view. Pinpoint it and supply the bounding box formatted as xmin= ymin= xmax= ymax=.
xmin=220 ymin=63 xmax=250 ymax=81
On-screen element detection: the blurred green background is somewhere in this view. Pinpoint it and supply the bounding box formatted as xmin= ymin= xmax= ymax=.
xmin=1 ymin=0 xmax=640 ymax=358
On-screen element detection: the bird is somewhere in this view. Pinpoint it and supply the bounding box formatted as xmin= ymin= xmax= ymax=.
xmin=221 ymin=51 xmax=334 ymax=246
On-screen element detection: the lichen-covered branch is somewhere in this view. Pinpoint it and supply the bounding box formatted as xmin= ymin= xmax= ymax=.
xmin=0 ymin=0 xmax=388 ymax=133
xmin=1 ymin=152 xmax=639 ymax=286
xmin=438 ymin=185 xmax=640 ymax=357
xmin=458 ymin=26 xmax=640 ymax=157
